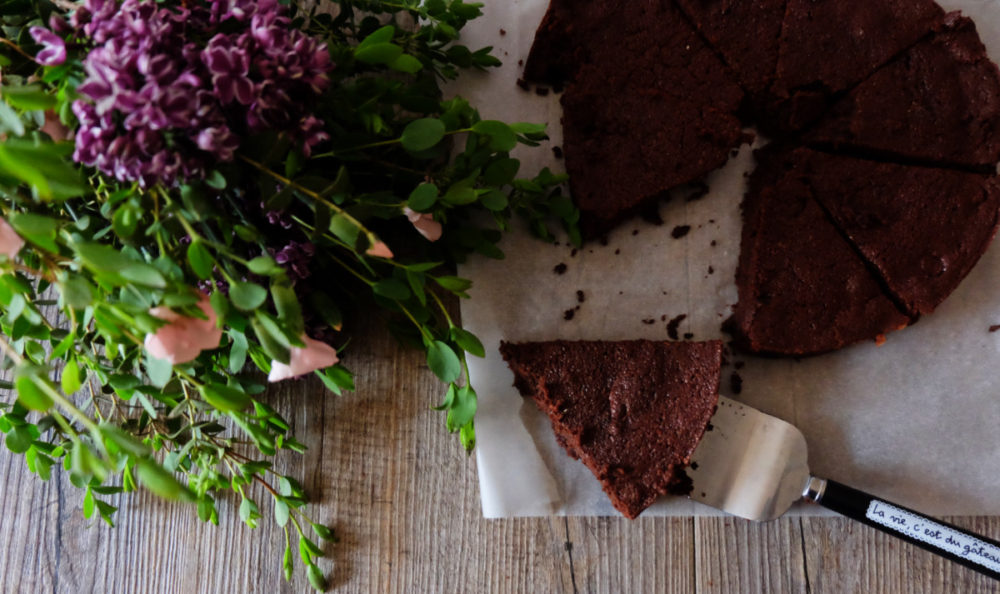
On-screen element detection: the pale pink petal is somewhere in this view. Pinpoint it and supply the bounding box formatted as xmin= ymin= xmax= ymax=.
xmin=40 ymin=111 xmax=71 ymax=142
xmin=404 ymin=207 xmax=442 ymax=242
xmin=366 ymin=241 xmax=394 ymax=259
xmin=144 ymin=293 xmax=222 ymax=364
xmin=0 ymin=217 xmax=24 ymax=259
xmin=268 ymin=335 xmax=339 ymax=382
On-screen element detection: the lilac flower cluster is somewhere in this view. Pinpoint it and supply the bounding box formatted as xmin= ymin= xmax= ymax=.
xmin=66 ymin=0 xmax=332 ymax=187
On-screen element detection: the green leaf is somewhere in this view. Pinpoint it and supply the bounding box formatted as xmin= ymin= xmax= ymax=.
xmin=434 ymin=276 xmax=473 ymax=293
xmin=407 ymin=183 xmax=438 ymax=212
xmin=205 ymin=170 xmax=226 ymax=190
xmin=247 ymin=256 xmax=282 ymax=276
xmin=3 ymin=85 xmax=56 ymax=110
xmin=5 ymin=425 xmax=35 ymax=454
xmin=112 ymin=203 xmax=140 ymax=238
xmin=329 ymin=214 xmax=360 ymax=247
xmin=61 ymin=359 xmax=82 ymax=394
xmin=0 ymin=101 xmax=25 ymax=136
xmin=460 ymin=419 xmax=476 ymax=450
xmin=509 ymin=122 xmax=548 ymax=135
xmin=372 ymin=278 xmax=410 ymax=301
xmin=200 ymin=383 xmax=251 ymax=412
xmin=198 ymin=496 xmax=217 ymax=524
xmin=8 ymin=212 xmax=58 ymax=253
xmin=426 ymin=341 xmax=461 ymax=383
xmin=400 ymin=118 xmax=446 ymax=153
xmin=484 ymin=158 xmax=520 ymax=186
xmin=230 ymin=282 xmax=267 ymax=311
xmin=447 ymin=384 xmax=478 ymax=432
xmin=272 ymin=284 xmax=303 ymax=335
xmin=137 ymin=459 xmax=192 ymax=501
xmin=357 ymin=24 xmax=395 ymax=49
xmin=472 ymin=120 xmax=518 ymax=152
xmin=145 ymin=351 xmax=173 ymax=389
xmin=15 ymin=374 xmax=51 ymax=411
xmin=58 ymin=275 xmax=93 ymax=309
xmin=101 ymin=424 xmax=152 ymax=457
xmin=307 ymin=563 xmax=328 ymax=592
xmin=481 ymin=189 xmax=509 ymax=211
xmin=311 ymin=523 xmax=336 ymax=542
xmin=274 ymin=499 xmax=290 ymax=527
xmin=355 ymin=42 xmax=403 ymax=65
xmin=83 ymin=487 xmax=95 ymax=519
xmin=209 ymin=291 xmax=229 ymax=323
xmin=450 ymin=327 xmax=485 ymax=357
xmin=390 ymin=53 xmax=423 ymax=73
xmin=186 ymin=241 xmax=214 ymax=280
xmin=441 ymin=185 xmax=477 ymax=205
xmin=283 ymin=541 xmax=294 ymax=582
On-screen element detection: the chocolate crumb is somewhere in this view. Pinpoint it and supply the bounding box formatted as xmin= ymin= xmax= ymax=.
xmin=666 ymin=314 xmax=687 ymax=340
xmin=563 ymin=309 xmax=575 ymax=321
xmin=731 ymin=149 xmax=739 ymax=158
xmin=518 ymin=59 xmax=524 ymax=66
xmin=690 ymin=462 xmax=699 ymax=470
xmin=614 ymin=248 xmax=620 ymax=255
xmin=709 ymin=219 xmax=715 ymax=224
xmin=730 ymin=372 xmax=743 ymax=395
xmin=553 ymin=263 xmax=567 ymax=275
xmin=734 ymin=361 xmax=745 ymax=370
xmin=991 ymin=324 xmax=1000 ymax=333
xmin=710 ymin=240 xmax=717 ymax=247
xmin=701 ymin=492 xmax=707 ymax=497
xmin=683 ymin=332 xmax=694 ymax=340
xmin=661 ymin=315 xmax=667 ymax=321
xmin=708 ymin=266 xmax=714 ymax=274
xmin=671 ymin=225 xmax=691 ymax=239
xmin=552 ymin=146 xmax=563 ymax=159
xmin=535 ymin=87 xmax=550 ymax=97
xmin=516 ymin=78 xmax=530 ymax=91
xmin=599 ymin=236 xmax=609 ymax=246
xmin=685 ymin=182 xmax=710 ymax=202
xmin=499 ymin=28 xmax=506 ymax=35
xmin=639 ymin=202 xmax=664 ymax=226
xmin=575 ymin=305 xmax=581 ymax=311
xmin=576 ymin=290 xmax=585 ymax=303
xmin=632 ymin=229 xmax=639 ymax=236
xmin=642 ymin=318 xmax=656 ymax=325
xmin=570 ymin=248 xmax=578 ymax=257
xmin=705 ymin=423 xmax=714 ymax=432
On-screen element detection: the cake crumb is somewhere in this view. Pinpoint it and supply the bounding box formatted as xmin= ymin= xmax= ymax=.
xmin=535 ymin=87 xmax=550 ymax=96
xmin=552 ymin=146 xmax=563 ymax=159
xmin=599 ymin=236 xmax=609 ymax=246
xmin=730 ymin=372 xmax=743 ymax=395
xmin=666 ymin=314 xmax=687 ymax=340
xmin=516 ymin=78 xmax=530 ymax=91
xmin=553 ymin=263 xmax=568 ymax=275
xmin=671 ymin=225 xmax=691 ymax=239
xmin=690 ymin=462 xmax=699 ymax=470
xmin=563 ymin=309 xmax=575 ymax=321
xmin=614 ymin=248 xmax=621 ymax=255
xmin=661 ymin=315 xmax=667 ymax=321
xmin=710 ymin=240 xmax=717 ymax=247
xmin=686 ymin=182 xmax=710 ymax=202
xmin=518 ymin=59 xmax=524 ymax=66
xmin=570 ymin=248 xmax=578 ymax=257
xmin=576 ymin=290 xmax=585 ymax=303
xmin=499 ymin=28 xmax=506 ymax=35
xmin=642 ymin=318 xmax=656 ymax=325
xmin=683 ymin=332 xmax=694 ymax=340
xmin=632 ymin=229 xmax=639 ymax=236
xmin=990 ymin=324 xmax=1000 ymax=332
xmin=708 ymin=266 xmax=714 ymax=274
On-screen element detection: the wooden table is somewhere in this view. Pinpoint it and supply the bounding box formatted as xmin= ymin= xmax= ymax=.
xmin=1 ymin=319 xmax=998 ymax=593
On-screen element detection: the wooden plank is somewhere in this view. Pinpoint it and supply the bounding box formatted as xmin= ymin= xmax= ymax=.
xmin=800 ymin=516 xmax=1000 ymax=594
xmin=694 ymin=516 xmax=808 ymax=593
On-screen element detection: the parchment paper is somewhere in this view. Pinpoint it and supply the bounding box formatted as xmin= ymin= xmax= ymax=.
xmin=454 ymin=0 xmax=1000 ymax=518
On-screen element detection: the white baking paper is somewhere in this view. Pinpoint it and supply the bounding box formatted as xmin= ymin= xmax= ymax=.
xmin=455 ymin=0 xmax=1000 ymax=518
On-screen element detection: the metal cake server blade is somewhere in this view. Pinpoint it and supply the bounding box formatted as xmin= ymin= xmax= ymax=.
xmin=687 ymin=397 xmax=1000 ymax=580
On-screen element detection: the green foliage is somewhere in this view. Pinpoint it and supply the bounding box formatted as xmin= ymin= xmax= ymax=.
xmin=0 ymin=0 xmax=579 ymax=590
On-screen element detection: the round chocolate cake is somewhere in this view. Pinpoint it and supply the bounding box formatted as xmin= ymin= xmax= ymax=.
xmin=524 ymin=0 xmax=1000 ymax=356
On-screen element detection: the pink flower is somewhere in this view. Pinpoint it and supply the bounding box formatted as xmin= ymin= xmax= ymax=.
xmin=366 ymin=241 xmax=394 ymax=259
xmin=268 ymin=335 xmax=339 ymax=381
xmin=144 ymin=293 xmax=222 ymax=364
xmin=0 ymin=217 xmax=24 ymax=259
xmin=404 ymin=207 xmax=442 ymax=242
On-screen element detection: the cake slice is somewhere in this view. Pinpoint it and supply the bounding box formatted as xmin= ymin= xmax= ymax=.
xmin=730 ymin=148 xmax=911 ymax=355
xmin=499 ymin=340 xmax=722 ymax=519
xmin=766 ymin=0 xmax=943 ymax=132
xmin=806 ymin=14 xmax=1000 ymax=171
xmin=799 ymin=150 xmax=1000 ymax=317
xmin=674 ymin=0 xmax=787 ymax=107
xmin=561 ymin=67 xmax=743 ymax=238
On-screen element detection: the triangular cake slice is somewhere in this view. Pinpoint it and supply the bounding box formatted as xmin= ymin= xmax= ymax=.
xmin=499 ymin=340 xmax=722 ymax=519
xmin=730 ymin=147 xmax=911 ymax=355
xmin=766 ymin=0 xmax=943 ymax=132
xmin=674 ymin=0 xmax=787 ymax=106
xmin=799 ymin=150 xmax=1000 ymax=316
xmin=807 ymin=14 xmax=1000 ymax=171
xmin=561 ymin=67 xmax=743 ymax=238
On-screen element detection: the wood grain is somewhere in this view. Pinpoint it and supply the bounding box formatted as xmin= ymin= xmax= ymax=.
xmin=2 ymin=317 xmax=999 ymax=593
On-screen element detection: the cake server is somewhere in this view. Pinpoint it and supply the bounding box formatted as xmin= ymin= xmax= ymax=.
xmin=687 ymin=396 xmax=1000 ymax=579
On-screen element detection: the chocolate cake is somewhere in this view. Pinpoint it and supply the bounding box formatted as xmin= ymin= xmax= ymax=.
xmin=807 ymin=14 xmax=1000 ymax=171
xmin=562 ymin=67 xmax=743 ymax=237
xmin=730 ymin=148 xmax=911 ymax=355
xmin=767 ymin=0 xmax=943 ymax=131
xmin=499 ymin=340 xmax=722 ymax=519
xmin=524 ymin=0 xmax=745 ymax=238
xmin=801 ymin=150 xmax=1000 ymax=316
xmin=674 ymin=0 xmax=787 ymax=106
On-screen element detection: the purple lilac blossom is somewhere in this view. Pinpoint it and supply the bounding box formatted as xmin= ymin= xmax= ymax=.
xmin=271 ymin=241 xmax=315 ymax=283
xmin=67 ymin=0 xmax=332 ymax=187
xmin=29 ymin=27 xmax=67 ymax=66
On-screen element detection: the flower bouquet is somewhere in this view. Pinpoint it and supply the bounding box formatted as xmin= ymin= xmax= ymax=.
xmin=0 ymin=0 xmax=576 ymax=588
